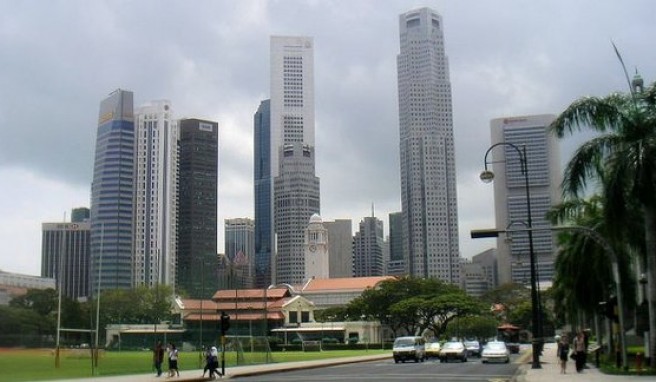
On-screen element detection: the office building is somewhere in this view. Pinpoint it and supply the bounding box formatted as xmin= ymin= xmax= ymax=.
xmin=177 ymin=118 xmax=218 ymax=298
xmin=324 ymin=219 xmax=353 ymax=278
xmin=133 ymin=100 xmax=178 ymax=289
xmin=387 ymin=212 xmax=405 ymax=276
xmin=270 ymin=36 xmax=320 ymax=285
xmin=90 ymin=89 xmax=135 ymax=293
xmin=0 ymin=270 xmax=55 ymax=305
xmin=41 ymin=221 xmax=91 ymax=299
xmin=71 ymin=207 xmax=90 ymax=223
xmin=489 ymin=115 xmax=561 ymax=284
xmin=254 ymin=99 xmax=272 ymax=288
xmin=353 ymin=215 xmax=384 ymax=277
xmin=397 ymin=8 xmax=460 ymax=282
xmin=225 ymin=218 xmax=255 ymax=289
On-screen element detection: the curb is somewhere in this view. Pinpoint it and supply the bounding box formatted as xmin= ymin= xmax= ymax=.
xmin=223 ymin=354 xmax=391 ymax=379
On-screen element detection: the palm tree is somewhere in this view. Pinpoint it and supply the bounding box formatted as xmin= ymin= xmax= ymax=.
xmin=551 ymin=77 xmax=656 ymax=365
xmin=547 ymin=197 xmax=636 ymax=328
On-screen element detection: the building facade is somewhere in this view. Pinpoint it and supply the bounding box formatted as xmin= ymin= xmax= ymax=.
xmin=397 ymin=8 xmax=460 ymax=282
xmin=90 ymin=89 xmax=135 ymax=293
xmin=270 ymin=36 xmax=320 ymax=285
xmin=71 ymin=207 xmax=90 ymax=223
xmin=177 ymin=118 xmax=219 ymax=298
xmin=0 ymin=271 xmax=56 ymax=305
xmin=387 ymin=212 xmax=405 ymax=276
xmin=133 ymin=100 xmax=178 ymax=290
xmin=324 ymin=219 xmax=353 ymax=278
xmin=489 ymin=115 xmax=561 ymax=285
xmin=41 ymin=221 xmax=91 ymax=299
xmin=273 ymin=143 xmax=320 ymax=284
xmin=254 ymin=99 xmax=272 ymax=288
xmin=225 ymin=218 xmax=255 ymax=289
xmin=353 ymin=216 xmax=384 ymax=277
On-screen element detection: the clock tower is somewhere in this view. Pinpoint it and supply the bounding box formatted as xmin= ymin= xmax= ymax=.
xmin=304 ymin=214 xmax=329 ymax=280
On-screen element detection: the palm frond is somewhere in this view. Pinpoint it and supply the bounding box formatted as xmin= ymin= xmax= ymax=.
xmin=550 ymin=95 xmax=630 ymax=138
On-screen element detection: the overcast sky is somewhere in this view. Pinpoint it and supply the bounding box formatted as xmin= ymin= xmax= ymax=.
xmin=1 ymin=0 xmax=655 ymax=276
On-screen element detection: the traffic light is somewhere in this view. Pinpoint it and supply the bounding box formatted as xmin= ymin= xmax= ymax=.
xmin=599 ymin=297 xmax=618 ymax=323
xmin=220 ymin=311 xmax=231 ymax=335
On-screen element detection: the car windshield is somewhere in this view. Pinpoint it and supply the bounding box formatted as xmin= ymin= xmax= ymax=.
xmin=485 ymin=343 xmax=507 ymax=351
xmin=443 ymin=342 xmax=462 ymax=349
xmin=394 ymin=338 xmax=415 ymax=347
xmin=464 ymin=341 xmax=479 ymax=347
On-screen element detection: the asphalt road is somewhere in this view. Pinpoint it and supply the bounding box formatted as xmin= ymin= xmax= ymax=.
xmin=233 ymin=355 xmax=522 ymax=381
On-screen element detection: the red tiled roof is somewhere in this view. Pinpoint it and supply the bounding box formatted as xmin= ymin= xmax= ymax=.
xmin=212 ymin=288 xmax=289 ymax=300
xmin=179 ymin=299 xmax=218 ymax=310
xmin=184 ymin=312 xmax=284 ymax=321
xmin=301 ymin=276 xmax=394 ymax=292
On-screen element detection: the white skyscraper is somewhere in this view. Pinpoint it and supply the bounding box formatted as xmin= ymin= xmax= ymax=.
xmin=270 ymin=36 xmax=320 ymax=285
xmin=397 ymin=8 xmax=460 ymax=282
xmin=133 ymin=100 xmax=178 ymax=289
xmin=489 ymin=115 xmax=561 ymax=285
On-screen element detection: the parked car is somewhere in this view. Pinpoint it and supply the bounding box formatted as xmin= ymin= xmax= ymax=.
xmin=438 ymin=341 xmax=467 ymax=363
xmin=425 ymin=341 xmax=441 ymax=358
xmin=481 ymin=341 xmax=510 ymax=363
xmin=464 ymin=340 xmax=481 ymax=357
xmin=392 ymin=336 xmax=426 ymax=363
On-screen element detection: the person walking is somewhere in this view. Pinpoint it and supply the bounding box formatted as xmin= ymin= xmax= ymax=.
xmin=556 ymin=335 xmax=569 ymax=374
xmin=167 ymin=342 xmax=180 ymax=377
xmin=573 ymin=331 xmax=587 ymax=372
xmin=153 ymin=341 xmax=165 ymax=377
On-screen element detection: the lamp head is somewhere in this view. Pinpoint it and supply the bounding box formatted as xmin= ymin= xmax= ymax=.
xmin=480 ymin=170 xmax=495 ymax=183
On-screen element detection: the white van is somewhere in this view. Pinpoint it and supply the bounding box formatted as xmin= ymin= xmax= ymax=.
xmin=392 ymin=336 xmax=426 ymax=363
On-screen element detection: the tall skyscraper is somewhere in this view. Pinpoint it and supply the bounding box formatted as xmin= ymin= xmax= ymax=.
xmin=270 ymin=36 xmax=320 ymax=285
xmin=133 ymin=100 xmax=178 ymax=290
xmin=324 ymin=219 xmax=353 ymax=278
xmin=254 ymin=99 xmax=272 ymax=288
xmin=90 ymin=89 xmax=135 ymax=293
xmin=177 ymin=118 xmax=218 ymax=298
xmin=489 ymin=115 xmax=561 ymax=285
xmin=387 ymin=212 xmax=405 ymax=276
xmin=353 ymin=215 xmax=384 ymax=277
xmin=397 ymin=8 xmax=460 ymax=282
xmin=42 ymin=221 xmax=91 ymax=299
xmin=225 ymin=218 xmax=255 ymax=289
xmin=71 ymin=207 xmax=90 ymax=223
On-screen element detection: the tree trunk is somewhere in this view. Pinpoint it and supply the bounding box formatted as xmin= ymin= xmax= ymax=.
xmin=644 ymin=205 xmax=656 ymax=367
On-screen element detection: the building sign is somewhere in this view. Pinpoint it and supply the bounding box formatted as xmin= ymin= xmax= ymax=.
xmin=199 ymin=122 xmax=214 ymax=132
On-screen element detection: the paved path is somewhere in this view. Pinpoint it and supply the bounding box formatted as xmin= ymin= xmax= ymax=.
xmin=515 ymin=342 xmax=656 ymax=381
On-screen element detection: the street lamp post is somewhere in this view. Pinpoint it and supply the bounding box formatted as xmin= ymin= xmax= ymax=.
xmin=480 ymin=142 xmax=542 ymax=369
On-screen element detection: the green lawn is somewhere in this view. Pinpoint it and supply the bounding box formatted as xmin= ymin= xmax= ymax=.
xmin=2 ymin=348 xmax=390 ymax=381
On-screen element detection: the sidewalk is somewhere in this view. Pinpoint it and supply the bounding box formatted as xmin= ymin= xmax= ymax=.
xmin=517 ymin=342 xmax=656 ymax=382
xmin=57 ymin=353 xmax=391 ymax=381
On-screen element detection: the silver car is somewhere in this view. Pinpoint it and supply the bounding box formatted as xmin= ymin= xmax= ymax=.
xmin=392 ymin=336 xmax=426 ymax=363
xmin=481 ymin=341 xmax=511 ymax=363
xmin=439 ymin=341 xmax=467 ymax=363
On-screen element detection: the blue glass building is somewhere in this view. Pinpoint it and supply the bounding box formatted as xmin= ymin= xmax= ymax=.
xmin=253 ymin=99 xmax=271 ymax=288
xmin=90 ymin=89 xmax=135 ymax=294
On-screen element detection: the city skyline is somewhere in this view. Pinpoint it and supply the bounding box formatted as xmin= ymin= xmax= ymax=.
xmin=1 ymin=1 xmax=655 ymax=276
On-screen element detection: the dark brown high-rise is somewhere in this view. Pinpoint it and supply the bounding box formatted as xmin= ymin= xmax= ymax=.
xmin=177 ymin=118 xmax=218 ymax=298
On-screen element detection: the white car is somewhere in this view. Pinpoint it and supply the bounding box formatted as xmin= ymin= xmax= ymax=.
xmin=481 ymin=341 xmax=510 ymax=363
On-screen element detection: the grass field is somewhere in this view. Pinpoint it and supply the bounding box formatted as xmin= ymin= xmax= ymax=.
xmin=1 ymin=348 xmax=390 ymax=381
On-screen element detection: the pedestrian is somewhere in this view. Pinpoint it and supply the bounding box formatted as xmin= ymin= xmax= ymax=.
xmin=556 ymin=335 xmax=569 ymax=374
xmin=209 ymin=345 xmax=221 ymax=378
xmin=167 ymin=342 xmax=180 ymax=377
xmin=573 ymin=331 xmax=587 ymax=372
xmin=153 ymin=341 xmax=165 ymax=377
